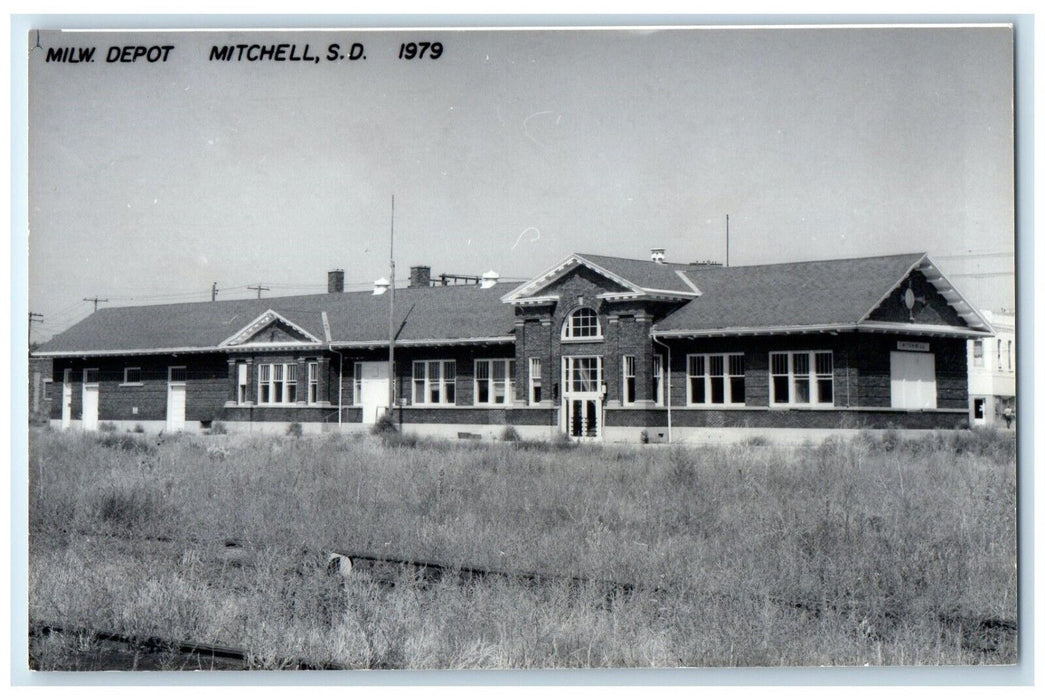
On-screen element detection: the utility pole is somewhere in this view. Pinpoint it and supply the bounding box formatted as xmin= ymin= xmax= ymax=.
xmin=387 ymin=194 xmax=396 ymax=417
xmin=211 ymin=282 xmax=218 ymax=301
xmin=83 ymin=296 xmax=108 ymax=312
xmin=248 ymin=283 xmax=269 ymax=299
xmin=28 ymin=312 xmax=43 ymax=345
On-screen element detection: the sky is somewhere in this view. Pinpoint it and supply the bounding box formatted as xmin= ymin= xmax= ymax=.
xmin=26 ymin=25 xmax=1015 ymax=342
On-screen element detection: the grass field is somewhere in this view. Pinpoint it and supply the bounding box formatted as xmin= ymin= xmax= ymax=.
xmin=27 ymin=427 xmax=1017 ymax=669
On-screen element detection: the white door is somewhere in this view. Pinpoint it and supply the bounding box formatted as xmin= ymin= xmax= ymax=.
xmin=890 ymin=351 xmax=937 ymax=409
xmin=61 ymin=369 xmax=72 ymax=429
xmin=167 ymin=366 xmax=187 ymax=431
xmin=561 ymin=356 xmax=603 ymax=440
xmin=81 ymin=368 xmax=99 ymax=431
xmin=359 ymin=362 xmax=389 ymax=424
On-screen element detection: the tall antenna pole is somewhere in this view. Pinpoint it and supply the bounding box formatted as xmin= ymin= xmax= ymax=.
xmin=387 ymin=194 xmax=396 ymax=417
xmin=725 ymin=214 xmax=730 ymax=267
xmin=211 ymin=282 xmax=218 ymax=302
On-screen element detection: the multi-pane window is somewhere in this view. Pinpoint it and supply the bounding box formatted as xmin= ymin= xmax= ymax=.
xmin=563 ymin=356 xmax=602 ymax=393
xmin=687 ymin=354 xmax=745 ymax=405
xmin=353 ymin=362 xmax=363 ymax=406
xmin=307 ymin=361 xmax=319 ymax=404
xmin=123 ymin=367 xmax=142 ymax=385
xmin=972 ymin=340 xmax=984 ymax=367
xmin=652 ymin=355 xmax=664 ymax=406
xmin=258 ymin=362 xmax=297 ymax=405
xmin=237 ymin=363 xmax=249 ymax=404
xmin=413 ymin=360 xmax=456 ymax=405
xmin=475 ymin=359 xmax=515 ymax=405
xmin=769 ymin=351 xmax=833 ymax=407
xmin=168 ymin=366 xmax=187 ymax=383
xmin=529 ymin=358 xmax=543 ymax=405
xmin=83 ymin=368 xmax=100 ymax=385
xmin=562 ymin=307 xmax=602 ymax=340
xmin=622 ymin=356 xmax=636 ymax=405
xmin=996 ymin=340 xmax=1002 ymax=368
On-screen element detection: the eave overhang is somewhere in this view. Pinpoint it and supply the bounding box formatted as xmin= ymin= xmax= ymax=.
xmin=652 ymin=322 xmax=993 ymax=340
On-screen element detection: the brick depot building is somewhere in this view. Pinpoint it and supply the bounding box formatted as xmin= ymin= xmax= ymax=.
xmin=35 ymin=251 xmax=993 ymax=442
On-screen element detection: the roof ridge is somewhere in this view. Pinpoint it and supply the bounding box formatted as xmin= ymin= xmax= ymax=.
xmin=701 ymin=252 xmax=926 ymax=271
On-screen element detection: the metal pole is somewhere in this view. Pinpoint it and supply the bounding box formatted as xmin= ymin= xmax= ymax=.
xmin=388 ymin=195 xmax=396 ymax=416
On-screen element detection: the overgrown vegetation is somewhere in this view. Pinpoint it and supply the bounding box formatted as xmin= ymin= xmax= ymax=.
xmin=28 ymin=428 xmax=1017 ymax=669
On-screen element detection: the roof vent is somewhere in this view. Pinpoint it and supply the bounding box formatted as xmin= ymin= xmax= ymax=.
xmin=651 ymin=248 xmax=666 ymax=264
xmin=327 ymin=269 xmax=345 ymax=294
xmin=480 ymin=270 xmax=500 ymax=289
xmin=372 ymin=277 xmax=390 ymax=295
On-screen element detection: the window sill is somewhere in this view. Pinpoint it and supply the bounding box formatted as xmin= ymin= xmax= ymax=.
xmin=683 ymin=403 xmax=748 ymax=409
xmin=119 ymin=382 xmax=144 ymax=387
xmin=561 ymin=337 xmax=604 ymax=344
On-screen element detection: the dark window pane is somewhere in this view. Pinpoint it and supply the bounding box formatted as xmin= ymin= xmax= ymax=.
xmin=730 ymin=376 xmax=745 ymax=403
xmin=773 ymin=376 xmax=789 ymax=403
xmin=710 ymin=376 xmax=725 ymax=403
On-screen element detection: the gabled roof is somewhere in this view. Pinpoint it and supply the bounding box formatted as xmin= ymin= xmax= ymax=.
xmin=501 ymin=252 xmax=702 ymax=304
xmin=653 ymin=253 xmax=992 ymax=337
xmin=35 ymin=284 xmax=516 ymax=357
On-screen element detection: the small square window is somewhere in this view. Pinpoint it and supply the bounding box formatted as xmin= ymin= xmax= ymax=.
xmin=123 ymin=367 xmax=141 ymax=384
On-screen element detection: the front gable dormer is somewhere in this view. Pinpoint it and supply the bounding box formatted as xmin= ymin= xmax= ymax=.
xmin=501 ymin=253 xmax=701 ymax=307
xmin=859 ymin=255 xmax=993 ymax=333
xmin=220 ymin=310 xmax=322 ymax=348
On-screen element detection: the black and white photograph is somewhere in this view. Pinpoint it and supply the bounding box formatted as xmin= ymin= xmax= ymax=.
xmin=21 ymin=19 xmax=1019 ymax=675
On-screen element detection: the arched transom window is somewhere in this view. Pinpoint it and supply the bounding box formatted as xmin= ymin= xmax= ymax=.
xmin=562 ymin=307 xmax=602 ymax=340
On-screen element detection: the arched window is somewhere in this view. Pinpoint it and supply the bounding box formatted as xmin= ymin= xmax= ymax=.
xmin=562 ymin=307 xmax=602 ymax=340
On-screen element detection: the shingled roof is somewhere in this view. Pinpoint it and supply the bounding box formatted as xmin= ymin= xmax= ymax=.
xmin=36 ymin=284 xmax=515 ymax=356
xmin=653 ymin=252 xmax=991 ymax=335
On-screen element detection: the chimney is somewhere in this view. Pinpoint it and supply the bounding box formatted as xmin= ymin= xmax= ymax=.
xmin=409 ymin=265 xmax=431 ymax=289
xmin=650 ymin=248 xmax=666 ymax=264
xmin=327 ymin=269 xmax=345 ymax=293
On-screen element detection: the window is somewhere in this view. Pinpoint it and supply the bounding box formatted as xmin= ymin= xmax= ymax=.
xmin=353 ymin=362 xmax=363 ymax=406
xmin=123 ymin=367 xmax=142 ymax=385
xmin=1008 ymin=340 xmax=1013 ymax=372
xmin=529 ymin=358 xmax=543 ymax=405
xmin=307 ymin=361 xmax=319 ymax=404
xmin=475 ymin=359 xmax=515 ymax=405
xmin=996 ymin=339 xmax=1002 ymax=369
xmin=972 ymin=340 xmax=984 ymax=367
xmin=563 ymin=356 xmax=601 ymax=393
xmin=562 ymin=307 xmax=602 ymax=340
xmin=622 ymin=355 xmax=636 ymax=405
xmin=687 ymin=353 xmax=745 ymax=406
xmin=83 ymin=368 xmax=100 ymax=385
xmin=237 ymin=363 xmax=248 ymax=404
xmin=652 ymin=355 xmax=664 ymax=406
xmin=769 ymin=351 xmax=833 ymax=407
xmin=413 ymin=360 xmax=456 ymax=405
xmin=168 ymin=366 xmax=187 ymax=383
xmin=257 ymin=362 xmax=297 ymax=405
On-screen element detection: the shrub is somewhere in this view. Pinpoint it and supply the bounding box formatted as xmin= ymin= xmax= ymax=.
xmin=97 ymin=433 xmax=155 ymax=454
xmin=210 ymin=421 xmax=227 ymax=435
xmin=132 ymin=424 xmax=145 ymax=434
xmin=99 ymin=422 xmax=118 ymax=433
xmin=371 ymin=413 xmax=398 ymax=435
xmin=286 ymin=422 xmax=303 ymax=438
xmin=500 ymin=426 xmax=521 ymax=442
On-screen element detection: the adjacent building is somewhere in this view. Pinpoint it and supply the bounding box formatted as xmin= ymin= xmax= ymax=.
xmin=967 ymin=310 xmax=1016 ymax=428
xmin=34 ymin=250 xmax=993 ymax=442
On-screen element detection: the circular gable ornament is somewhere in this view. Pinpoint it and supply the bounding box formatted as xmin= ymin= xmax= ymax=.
xmin=904 ymin=287 xmax=916 ymax=310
